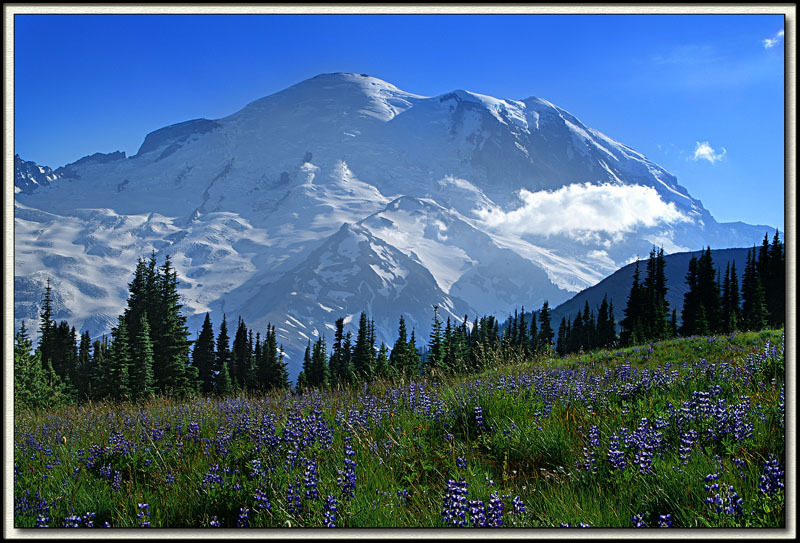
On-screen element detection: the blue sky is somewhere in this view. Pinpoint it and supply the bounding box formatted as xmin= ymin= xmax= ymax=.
xmin=13 ymin=11 xmax=787 ymax=231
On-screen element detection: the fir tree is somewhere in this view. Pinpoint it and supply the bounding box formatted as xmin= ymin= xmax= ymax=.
xmin=215 ymin=354 xmax=233 ymax=397
xmin=76 ymin=330 xmax=93 ymax=400
xmin=696 ymin=247 xmax=722 ymax=333
xmin=231 ymin=317 xmax=251 ymax=390
xmin=721 ymin=262 xmax=742 ymax=333
xmin=427 ymin=306 xmax=444 ymax=371
xmin=151 ymin=254 xmax=193 ymax=395
xmin=375 ymin=342 xmax=390 ymax=378
xmin=741 ymin=246 xmax=768 ymax=331
xmin=621 ymin=260 xmax=646 ymax=344
xmin=352 ymin=312 xmax=375 ymax=380
xmin=556 ymin=317 xmax=569 ymax=356
xmin=679 ymin=256 xmax=700 ymax=337
xmin=309 ymin=336 xmax=330 ymax=389
xmin=14 ymin=322 xmax=67 ymax=411
xmin=37 ymin=279 xmax=57 ymax=376
xmin=529 ymin=311 xmax=538 ymax=354
xmin=766 ymin=230 xmax=785 ymax=326
xmin=330 ymin=317 xmax=354 ymax=386
xmin=537 ymin=301 xmax=554 ymax=352
xmin=596 ymin=294 xmax=617 ymax=348
xmin=193 ymin=313 xmax=217 ymax=394
xmin=215 ymin=315 xmax=232 ymax=395
xmin=89 ymin=338 xmax=109 ymax=401
xmin=129 ymin=313 xmax=156 ymax=401
xmin=106 ymin=316 xmax=132 ymax=401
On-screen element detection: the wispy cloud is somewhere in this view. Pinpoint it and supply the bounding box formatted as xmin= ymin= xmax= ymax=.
xmin=763 ymin=29 xmax=785 ymax=49
xmin=475 ymin=182 xmax=690 ymax=243
xmin=691 ymin=141 xmax=727 ymax=164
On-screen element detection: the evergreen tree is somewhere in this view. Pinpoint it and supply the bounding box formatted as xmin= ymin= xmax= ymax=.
xmin=215 ymin=315 xmax=233 ymax=395
xmin=299 ymin=341 xmax=313 ymax=391
xmin=568 ymin=310 xmax=583 ymax=353
xmin=37 ymin=279 xmax=57 ymax=377
xmin=596 ymin=294 xmax=617 ymax=348
xmin=52 ymin=321 xmax=79 ymax=398
xmin=537 ymin=301 xmax=554 ymax=352
xmin=151 ymin=254 xmax=193 ymax=395
xmin=390 ymin=315 xmax=418 ymax=377
xmin=231 ymin=317 xmax=251 ymax=390
xmin=642 ymin=247 xmax=670 ymax=341
xmin=14 ymin=322 xmax=67 ymax=411
xmin=427 ymin=306 xmax=444 ymax=370
xmin=696 ymin=247 xmax=722 ymax=333
xmin=375 ymin=342 xmax=390 ymax=379
xmin=529 ymin=311 xmax=538 ymax=354
xmin=741 ymin=246 xmax=768 ymax=331
xmin=517 ymin=307 xmax=528 ymax=355
xmin=215 ymin=354 xmax=233 ymax=397
xmin=76 ymin=330 xmax=93 ymax=400
xmin=582 ymin=301 xmax=595 ymax=351
xmin=621 ymin=260 xmax=646 ymax=344
xmin=193 ymin=313 xmax=217 ymax=394
xmin=89 ymin=337 xmax=109 ymax=401
xmin=106 ymin=316 xmax=132 ymax=401
xmin=308 ymin=336 xmax=329 ymax=389
xmin=129 ymin=313 xmax=156 ymax=401
xmin=679 ymin=256 xmax=700 ymax=337
xmin=407 ymin=329 xmax=421 ymax=375
xmin=766 ymin=230 xmax=785 ymax=326
xmin=669 ymin=309 xmax=678 ymax=338
xmin=330 ymin=317 xmax=354 ymax=386
xmin=721 ymin=262 xmax=742 ymax=333
xmin=556 ymin=317 xmax=569 ymax=356
xmin=353 ymin=312 xmax=375 ymax=381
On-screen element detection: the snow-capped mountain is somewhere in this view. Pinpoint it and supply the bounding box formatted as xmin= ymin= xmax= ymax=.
xmin=13 ymin=73 xmax=774 ymax=377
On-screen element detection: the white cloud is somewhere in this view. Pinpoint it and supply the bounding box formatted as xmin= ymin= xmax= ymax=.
xmin=763 ymin=29 xmax=785 ymax=49
xmin=691 ymin=141 xmax=727 ymax=164
xmin=475 ymin=182 xmax=690 ymax=242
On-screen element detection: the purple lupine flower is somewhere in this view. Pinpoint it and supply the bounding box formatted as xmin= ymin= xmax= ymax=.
xmin=337 ymin=437 xmax=357 ymax=499
xmin=468 ymin=499 xmax=487 ymax=527
xmin=254 ymin=488 xmax=272 ymax=511
xmin=111 ymin=470 xmax=122 ymax=493
xmin=137 ymin=503 xmax=151 ymax=527
xmin=607 ymin=433 xmax=627 ymax=471
xmin=323 ymin=495 xmax=338 ymax=527
xmin=237 ymin=507 xmax=250 ymax=527
xmin=658 ymin=514 xmax=673 ymax=527
xmin=632 ymin=513 xmax=647 ymax=527
xmin=441 ymin=478 xmax=469 ymax=527
xmin=397 ymin=489 xmax=410 ymax=505
xmin=209 ymin=515 xmax=223 ymax=527
xmin=487 ymin=492 xmax=504 ymax=527
xmin=474 ymin=406 xmax=486 ymax=432
xmin=62 ymin=510 xmax=83 ymax=528
xmin=512 ymin=496 xmax=527 ymax=515
xmin=304 ymin=460 xmax=320 ymax=501
xmin=758 ymin=455 xmax=784 ymax=496
xmin=287 ymin=479 xmax=303 ymax=515
xmin=456 ymin=457 xmax=468 ymax=469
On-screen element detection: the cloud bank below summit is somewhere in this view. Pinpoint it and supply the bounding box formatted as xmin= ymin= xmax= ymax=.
xmin=475 ymin=182 xmax=692 ymax=243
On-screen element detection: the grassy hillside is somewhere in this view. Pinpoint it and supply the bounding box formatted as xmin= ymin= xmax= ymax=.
xmin=13 ymin=329 xmax=785 ymax=529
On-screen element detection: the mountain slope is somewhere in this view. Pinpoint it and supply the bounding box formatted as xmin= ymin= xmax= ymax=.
xmin=14 ymin=72 xmax=776 ymax=376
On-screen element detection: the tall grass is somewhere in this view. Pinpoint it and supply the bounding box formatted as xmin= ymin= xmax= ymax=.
xmin=13 ymin=329 xmax=785 ymax=529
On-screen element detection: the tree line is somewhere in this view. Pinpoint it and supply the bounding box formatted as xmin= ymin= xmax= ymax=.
xmin=14 ymin=232 xmax=784 ymax=410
